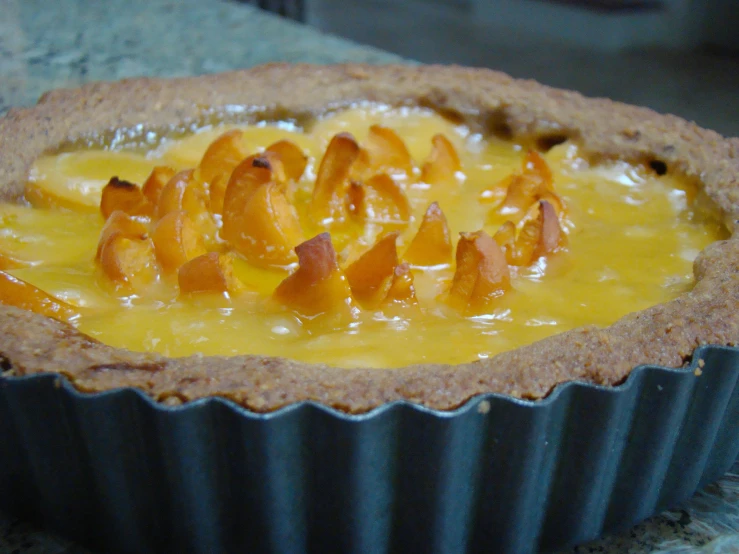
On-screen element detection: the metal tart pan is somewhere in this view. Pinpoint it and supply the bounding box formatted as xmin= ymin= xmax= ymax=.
xmin=0 ymin=344 xmax=737 ymax=554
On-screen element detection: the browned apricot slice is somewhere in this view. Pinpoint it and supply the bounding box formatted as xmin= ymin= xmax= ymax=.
xmin=222 ymin=152 xmax=289 ymax=219
xmin=95 ymin=211 xmax=149 ymax=261
xmin=0 ymin=270 xmax=80 ymax=322
xmin=222 ymin=182 xmax=303 ymax=268
xmin=178 ymin=252 xmax=241 ymax=295
xmin=97 ymin=232 xmax=158 ymax=290
xmin=421 ymin=134 xmax=461 ymax=185
xmin=152 ymin=211 xmax=207 ymax=272
xmin=403 ymin=202 xmax=453 ymax=266
xmin=197 ymin=130 xmax=250 ymax=213
xmin=449 ymin=230 xmax=510 ymax=312
xmin=273 ymin=233 xmax=354 ymax=318
xmin=311 ymin=133 xmax=360 ymax=225
xmin=266 ymin=140 xmax=308 ymax=182
xmin=142 ymin=166 xmax=176 ymax=206
xmin=365 ymin=125 xmax=413 ymax=174
xmin=385 ymin=262 xmax=418 ymax=306
xmin=100 ymin=177 xmax=152 ymax=219
xmin=352 ymin=174 xmax=411 ymax=224
xmin=345 ymin=233 xmax=399 ymax=307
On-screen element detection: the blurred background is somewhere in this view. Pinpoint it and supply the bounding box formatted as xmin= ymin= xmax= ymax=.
xmin=252 ymin=0 xmax=739 ymax=136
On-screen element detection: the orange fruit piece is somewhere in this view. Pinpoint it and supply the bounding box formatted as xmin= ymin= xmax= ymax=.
xmin=421 ymin=134 xmax=461 ymax=185
xmin=365 ymin=125 xmax=413 ymax=175
xmin=95 ymin=211 xmax=149 ymax=261
xmin=403 ymin=202 xmax=453 ymax=266
xmin=152 ymin=211 xmax=207 ymax=272
xmin=537 ymin=200 xmax=564 ymax=257
xmin=100 ymin=177 xmax=152 ymax=219
xmin=197 ymin=130 xmax=250 ymax=214
xmin=273 ymin=233 xmax=354 ymax=318
xmin=97 ymin=232 xmax=158 ymax=290
xmin=479 ymin=174 xmax=513 ymax=205
xmin=156 ymin=169 xmax=214 ymax=239
xmin=222 ymin=152 xmax=288 ymax=221
xmin=385 ymin=262 xmax=418 ymax=306
xmin=525 ymin=149 xmax=553 ymax=187
xmin=142 ymin=166 xmax=176 ymax=207
xmin=351 ymin=174 xmax=411 ymax=224
xmin=449 ymin=230 xmax=510 ymax=312
xmin=178 ymin=252 xmax=241 ymax=296
xmin=265 ymin=140 xmax=308 ymax=183
xmin=345 ymin=232 xmax=399 ymax=307
xmin=222 ymin=182 xmax=303 ymax=268
xmin=511 ymin=200 xmax=563 ymax=266
xmin=311 ymin=133 xmax=360 ymax=225
xmin=492 ymin=220 xmax=517 ymax=265
xmin=496 ymin=150 xmax=561 ymax=218
xmin=0 ymin=270 xmax=80 ymax=323
xmin=346 ymin=181 xmax=365 ymax=219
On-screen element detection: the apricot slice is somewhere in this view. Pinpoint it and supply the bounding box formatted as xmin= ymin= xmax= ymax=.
xmin=178 ymin=252 xmax=241 ymax=295
xmin=479 ymin=175 xmax=513 ymax=206
xmin=0 ymin=270 xmax=80 ymax=323
xmin=156 ymin=169 xmax=214 ymax=238
xmin=421 ymin=134 xmax=461 ymax=185
xmin=265 ymin=140 xmax=308 ymax=183
xmin=152 ymin=211 xmax=207 ymax=272
xmin=403 ymin=202 xmax=453 ymax=266
xmin=142 ymin=166 xmax=176 ymax=206
xmin=197 ymin=130 xmax=250 ymax=213
xmin=346 ymin=181 xmax=365 ymax=218
xmin=100 ymin=177 xmax=152 ymax=219
xmin=497 ymin=150 xmax=560 ymax=217
xmin=273 ymin=233 xmax=354 ymax=318
xmin=365 ymin=125 xmax=413 ymax=175
xmin=525 ymin=149 xmax=553 ymax=188
xmin=222 ymin=152 xmax=288 ymax=219
xmin=97 ymin=232 xmax=158 ymax=290
xmin=311 ymin=133 xmax=361 ymax=225
xmin=95 ymin=211 xmax=149 ymax=261
xmin=449 ymin=230 xmax=510 ymax=312
xmin=511 ymin=200 xmax=563 ymax=266
xmin=345 ymin=233 xmax=399 ymax=307
xmin=222 ymin=182 xmax=303 ymax=268
xmin=492 ymin=220 xmax=517 ymax=265
xmin=351 ymin=174 xmax=411 ymax=224
xmin=385 ymin=262 xmax=418 ymax=305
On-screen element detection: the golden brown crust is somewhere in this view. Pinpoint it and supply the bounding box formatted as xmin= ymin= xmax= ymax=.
xmin=0 ymin=63 xmax=738 ymax=413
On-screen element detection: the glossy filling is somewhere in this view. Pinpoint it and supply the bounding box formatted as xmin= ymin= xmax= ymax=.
xmin=0 ymin=106 xmax=724 ymax=368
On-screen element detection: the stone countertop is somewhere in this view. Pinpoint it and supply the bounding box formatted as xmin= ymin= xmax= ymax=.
xmin=0 ymin=0 xmax=403 ymax=114
xmin=0 ymin=0 xmax=737 ymax=552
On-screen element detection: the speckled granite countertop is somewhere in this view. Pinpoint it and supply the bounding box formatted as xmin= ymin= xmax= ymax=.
xmin=0 ymin=0 xmax=737 ymax=552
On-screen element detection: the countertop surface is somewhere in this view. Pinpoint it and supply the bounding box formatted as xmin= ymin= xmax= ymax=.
xmin=0 ymin=0 xmax=737 ymax=553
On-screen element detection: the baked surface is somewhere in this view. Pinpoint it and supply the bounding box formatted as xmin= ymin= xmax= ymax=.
xmin=0 ymin=63 xmax=737 ymax=413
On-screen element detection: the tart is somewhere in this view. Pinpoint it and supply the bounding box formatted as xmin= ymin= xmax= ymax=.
xmin=0 ymin=64 xmax=738 ymax=414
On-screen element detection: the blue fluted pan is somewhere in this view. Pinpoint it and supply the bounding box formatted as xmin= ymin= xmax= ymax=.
xmin=0 ymin=344 xmax=737 ymax=554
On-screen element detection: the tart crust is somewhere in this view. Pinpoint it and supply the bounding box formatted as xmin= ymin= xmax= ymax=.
xmin=0 ymin=63 xmax=737 ymax=413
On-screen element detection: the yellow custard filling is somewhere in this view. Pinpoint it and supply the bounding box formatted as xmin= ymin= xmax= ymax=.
xmin=0 ymin=106 xmax=725 ymax=368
